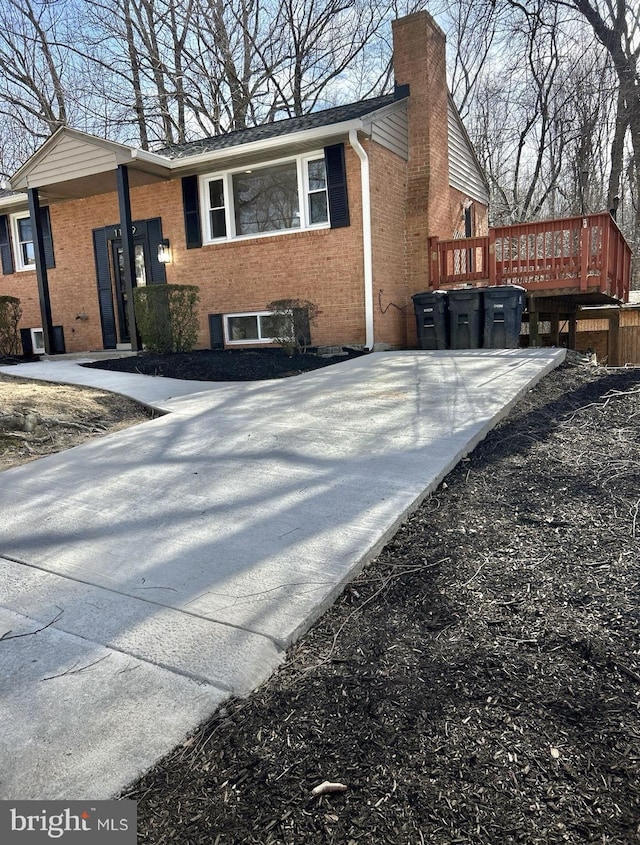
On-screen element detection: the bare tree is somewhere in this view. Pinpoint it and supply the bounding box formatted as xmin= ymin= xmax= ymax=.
xmin=0 ymin=0 xmax=74 ymax=170
xmin=556 ymin=0 xmax=640 ymax=285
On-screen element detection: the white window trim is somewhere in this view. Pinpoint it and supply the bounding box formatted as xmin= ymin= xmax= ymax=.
xmin=31 ymin=327 xmax=45 ymax=354
xmin=224 ymin=310 xmax=286 ymax=345
xmin=10 ymin=211 xmax=35 ymax=272
xmin=200 ymin=151 xmax=330 ymax=245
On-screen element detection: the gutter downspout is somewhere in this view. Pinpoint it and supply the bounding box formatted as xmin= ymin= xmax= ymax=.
xmin=348 ymin=128 xmax=374 ymax=351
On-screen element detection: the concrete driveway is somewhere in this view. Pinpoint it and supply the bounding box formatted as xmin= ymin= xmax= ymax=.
xmin=0 ymin=349 xmax=565 ymax=799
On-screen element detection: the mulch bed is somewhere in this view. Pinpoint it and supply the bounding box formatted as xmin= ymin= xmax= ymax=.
xmin=83 ymin=348 xmax=364 ymax=381
xmin=121 ymin=359 xmax=639 ymax=843
xmin=0 ymin=354 xmax=41 ymax=366
xmin=4 ymin=346 xmax=640 ymax=840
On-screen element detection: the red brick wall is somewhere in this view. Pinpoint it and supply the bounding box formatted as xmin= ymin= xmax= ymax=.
xmin=392 ymin=11 xmax=451 ymax=299
xmin=1 ymin=195 xmax=124 ymax=352
xmin=369 ymin=140 xmax=408 ymax=348
xmin=392 ymin=12 xmax=485 ymax=346
xmin=0 ymin=268 xmax=42 ymax=342
xmin=161 ymin=147 xmax=365 ymax=349
xmin=7 ymin=145 xmax=366 ymax=352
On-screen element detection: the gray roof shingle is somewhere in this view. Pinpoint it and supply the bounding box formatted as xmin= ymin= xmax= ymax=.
xmin=160 ymin=94 xmax=396 ymax=159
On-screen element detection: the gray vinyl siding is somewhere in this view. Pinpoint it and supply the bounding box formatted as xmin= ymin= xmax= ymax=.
xmin=448 ymin=100 xmax=489 ymax=205
xmin=370 ymin=107 xmax=409 ymax=160
xmin=25 ymin=134 xmax=120 ymax=186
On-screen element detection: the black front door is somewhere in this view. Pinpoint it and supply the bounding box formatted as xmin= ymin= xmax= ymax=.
xmin=111 ymin=237 xmax=150 ymax=343
xmin=94 ymin=217 xmax=166 ymax=349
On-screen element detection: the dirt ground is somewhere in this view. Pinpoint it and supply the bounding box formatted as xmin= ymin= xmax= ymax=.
xmin=2 ymin=352 xmax=640 ymax=843
xmin=0 ymin=371 xmax=153 ymax=471
xmin=0 ymin=348 xmax=360 ymax=470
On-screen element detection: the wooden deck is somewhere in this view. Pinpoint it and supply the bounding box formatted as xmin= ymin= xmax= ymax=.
xmin=429 ymin=212 xmax=631 ymax=303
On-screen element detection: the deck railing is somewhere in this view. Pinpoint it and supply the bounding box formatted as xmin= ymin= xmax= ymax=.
xmin=430 ymin=212 xmax=631 ymax=301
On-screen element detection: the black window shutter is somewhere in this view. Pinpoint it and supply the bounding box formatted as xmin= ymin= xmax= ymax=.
xmin=0 ymin=214 xmax=14 ymax=274
xmin=52 ymin=325 xmax=65 ymax=354
xmin=40 ymin=207 xmax=55 ymax=268
xmin=20 ymin=328 xmax=33 ymax=356
xmin=324 ymin=143 xmax=350 ymax=229
xmin=208 ymin=313 xmax=224 ymax=349
xmin=146 ymin=217 xmax=167 ymax=284
xmin=182 ymin=175 xmax=202 ymax=249
xmin=93 ymin=227 xmax=117 ymax=349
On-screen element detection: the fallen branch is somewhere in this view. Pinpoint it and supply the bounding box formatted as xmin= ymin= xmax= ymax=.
xmin=41 ymin=653 xmax=111 ymax=681
xmin=46 ymin=417 xmax=108 ymax=432
xmin=0 ymin=609 xmax=63 ymax=641
xmin=0 ymin=431 xmax=49 ymax=443
xmin=562 ymin=385 xmax=640 ymax=423
xmin=307 ymin=558 xmax=444 ymax=672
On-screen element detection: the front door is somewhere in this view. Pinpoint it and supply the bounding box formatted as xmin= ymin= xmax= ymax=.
xmin=110 ymin=238 xmax=149 ymax=343
xmin=94 ymin=217 xmax=166 ymax=349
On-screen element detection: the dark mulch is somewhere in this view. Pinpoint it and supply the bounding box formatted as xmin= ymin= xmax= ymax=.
xmin=83 ymin=348 xmax=364 ymax=381
xmin=123 ymin=360 xmax=640 ymax=844
xmin=0 ymin=354 xmax=41 ymax=366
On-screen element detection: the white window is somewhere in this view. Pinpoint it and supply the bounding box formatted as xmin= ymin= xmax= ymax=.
xmin=305 ymin=158 xmax=328 ymax=224
xmin=201 ymin=153 xmax=329 ymax=243
xmin=207 ymin=178 xmax=227 ymax=238
xmin=31 ymin=328 xmax=45 ymax=354
xmin=224 ymin=311 xmax=291 ymax=345
xmin=11 ymin=213 xmax=35 ymax=271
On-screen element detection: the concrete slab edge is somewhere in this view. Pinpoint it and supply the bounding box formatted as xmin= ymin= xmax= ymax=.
xmin=281 ymin=348 xmax=566 ymax=648
xmin=0 ymin=553 xmax=284 ymax=697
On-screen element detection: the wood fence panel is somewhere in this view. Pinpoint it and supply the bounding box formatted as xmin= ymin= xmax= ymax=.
xmin=620 ymin=326 xmax=640 ymax=365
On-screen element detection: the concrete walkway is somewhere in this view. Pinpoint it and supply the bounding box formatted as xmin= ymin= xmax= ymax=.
xmin=0 ymin=349 xmax=565 ymax=800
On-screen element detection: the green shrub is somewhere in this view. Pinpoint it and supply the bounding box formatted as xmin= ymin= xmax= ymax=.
xmin=133 ymin=284 xmax=200 ymax=353
xmin=0 ymin=296 xmax=22 ymax=356
xmin=265 ymin=298 xmax=318 ymax=355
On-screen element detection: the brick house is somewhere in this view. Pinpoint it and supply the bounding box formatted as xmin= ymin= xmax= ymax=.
xmin=0 ymin=12 xmax=488 ymax=356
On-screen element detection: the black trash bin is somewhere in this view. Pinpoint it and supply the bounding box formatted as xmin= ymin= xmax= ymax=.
xmin=483 ymin=285 xmax=526 ymax=348
xmin=447 ymin=289 xmax=483 ymax=349
xmin=412 ymin=291 xmax=449 ymax=350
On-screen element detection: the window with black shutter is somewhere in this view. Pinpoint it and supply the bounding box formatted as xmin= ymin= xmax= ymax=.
xmin=0 ymin=215 xmax=14 ymax=275
xmin=324 ymin=143 xmax=350 ymax=229
xmin=40 ymin=207 xmax=56 ymax=269
xmin=182 ymin=175 xmax=202 ymax=249
xmin=208 ymin=313 xmax=224 ymax=349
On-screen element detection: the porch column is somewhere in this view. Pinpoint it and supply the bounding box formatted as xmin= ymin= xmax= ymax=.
xmin=27 ymin=188 xmax=55 ymax=355
xmin=116 ymin=164 xmax=140 ymax=352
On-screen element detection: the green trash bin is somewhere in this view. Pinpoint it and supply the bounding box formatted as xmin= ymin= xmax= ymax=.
xmin=483 ymin=286 xmax=526 ymax=348
xmin=448 ymin=289 xmax=483 ymax=349
xmin=412 ymin=291 xmax=449 ymax=350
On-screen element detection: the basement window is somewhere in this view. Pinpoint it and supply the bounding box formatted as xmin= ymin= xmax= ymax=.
xmin=224 ymin=311 xmax=291 ymax=345
xmin=31 ymin=328 xmax=45 ymax=354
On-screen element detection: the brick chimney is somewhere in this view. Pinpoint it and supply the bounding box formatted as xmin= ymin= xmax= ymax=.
xmin=392 ymin=12 xmax=450 ymax=294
